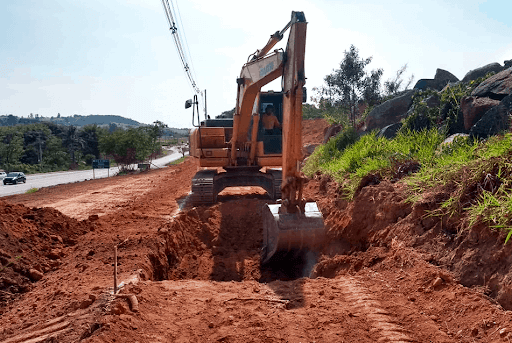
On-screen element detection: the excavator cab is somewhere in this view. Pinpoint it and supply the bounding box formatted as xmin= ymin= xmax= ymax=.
xmin=255 ymin=92 xmax=283 ymax=154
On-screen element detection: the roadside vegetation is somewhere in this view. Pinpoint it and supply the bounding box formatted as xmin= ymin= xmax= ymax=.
xmin=305 ymin=127 xmax=512 ymax=240
xmin=168 ymin=156 xmax=186 ymax=165
xmin=0 ymin=120 xmax=185 ymax=174
xmin=303 ymin=45 xmax=511 ymax=240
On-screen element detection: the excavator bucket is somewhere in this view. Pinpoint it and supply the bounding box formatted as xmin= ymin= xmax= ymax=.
xmin=261 ymin=202 xmax=325 ymax=264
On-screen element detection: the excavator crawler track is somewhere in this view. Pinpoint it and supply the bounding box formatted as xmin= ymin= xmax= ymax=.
xmin=267 ymin=169 xmax=282 ymax=200
xmin=190 ymin=170 xmax=217 ymax=205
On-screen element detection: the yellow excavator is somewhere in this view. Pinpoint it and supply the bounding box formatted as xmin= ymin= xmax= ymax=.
xmin=185 ymin=11 xmax=324 ymax=263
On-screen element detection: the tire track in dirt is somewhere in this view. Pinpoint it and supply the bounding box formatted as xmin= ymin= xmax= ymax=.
xmin=337 ymin=276 xmax=413 ymax=343
xmin=39 ymin=183 xmax=152 ymax=220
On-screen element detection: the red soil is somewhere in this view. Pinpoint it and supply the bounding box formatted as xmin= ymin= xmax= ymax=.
xmin=1 ymin=119 xmax=512 ymax=342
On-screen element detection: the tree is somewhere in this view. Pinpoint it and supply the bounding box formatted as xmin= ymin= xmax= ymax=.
xmin=21 ymin=130 xmax=47 ymax=164
xmin=216 ymin=108 xmax=235 ymax=119
xmin=0 ymin=131 xmax=24 ymax=171
xmin=146 ymin=121 xmax=168 ymax=161
xmin=314 ymin=45 xmax=383 ymax=126
xmin=62 ymin=126 xmax=85 ymax=164
xmin=99 ymin=126 xmax=163 ymax=172
xmin=43 ymin=136 xmax=69 ymax=169
xmin=6 ymin=114 xmax=18 ymax=126
xmin=302 ymin=103 xmax=324 ymax=119
xmin=81 ymin=125 xmax=103 ymax=159
xmin=383 ymin=63 xmax=414 ymax=97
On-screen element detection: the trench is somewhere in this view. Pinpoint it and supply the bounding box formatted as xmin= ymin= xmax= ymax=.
xmin=145 ymin=198 xmax=327 ymax=286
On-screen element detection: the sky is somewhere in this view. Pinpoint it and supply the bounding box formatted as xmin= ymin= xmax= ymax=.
xmin=1 ymin=0 xmax=511 ymax=129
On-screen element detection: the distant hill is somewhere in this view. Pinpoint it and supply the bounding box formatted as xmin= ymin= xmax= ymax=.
xmin=0 ymin=113 xmax=141 ymax=127
xmin=48 ymin=114 xmax=142 ymax=127
xmin=0 ymin=114 xmax=190 ymax=137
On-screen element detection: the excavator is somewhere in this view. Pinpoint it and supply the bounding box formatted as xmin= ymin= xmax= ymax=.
xmin=185 ymin=11 xmax=324 ymax=264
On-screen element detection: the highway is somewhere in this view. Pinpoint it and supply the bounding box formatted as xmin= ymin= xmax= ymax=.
xmin=0 ymin=148 xmax=186 ymax=197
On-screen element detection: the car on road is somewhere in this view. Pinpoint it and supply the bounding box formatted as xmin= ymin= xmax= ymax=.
xmin=0 ymin=171 xmax=6 ymax=180
xmin=3 ymin=172 xmax=26 ymax=185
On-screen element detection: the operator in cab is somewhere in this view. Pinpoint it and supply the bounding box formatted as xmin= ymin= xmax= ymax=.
xmin=262 ymin=105 xmax=281 ymax=135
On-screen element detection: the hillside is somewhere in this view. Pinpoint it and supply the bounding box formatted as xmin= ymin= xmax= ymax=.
xmin=47 ymin=114 xmax=142 ymax=127
xmin=0 ymin=114 xmax=141 ymax=128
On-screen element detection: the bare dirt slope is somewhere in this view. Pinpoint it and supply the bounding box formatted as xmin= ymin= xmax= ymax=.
xmin=1 ymin=119 xmax=512 ymax=342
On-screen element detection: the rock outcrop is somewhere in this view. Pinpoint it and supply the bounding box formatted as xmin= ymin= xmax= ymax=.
xmin=377 ymin=123 xmax=402 ymax=139
xmin=361 ymin=61 xmax=511 ymax=139
xmin=365 ymin=90 xmax=415 ymax=132
xmin=460 ymin=96 xmax=501 ymax=130
xmin=413 ymin=68 xmax=459 ymax=91
xmin=471 ymin=67 xmax=512 ymax=100
xmin=323 ymin=123 xmax=343 ymax=143
xmin=469 ymin=94 xmax=512 ymax=139
xmin=462 ymin=62 xmax=504 ymax=83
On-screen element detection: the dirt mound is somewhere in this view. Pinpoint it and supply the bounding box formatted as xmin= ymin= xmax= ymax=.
xmin=304 ymin=173 xmax=512 ymax=311
xmin=0 ymin=200 xmax=93 ymax=311
xmin=151 ymin=199 xmax=266 ymax=282
xmin=302 ymin=118 xmax=329 ymax=145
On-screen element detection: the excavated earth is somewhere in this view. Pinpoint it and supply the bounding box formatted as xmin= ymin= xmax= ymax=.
xmin=2 ymin=118 xmax=512 ymax=342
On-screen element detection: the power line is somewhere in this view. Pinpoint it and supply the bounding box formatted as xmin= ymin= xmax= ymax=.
xmin=173 ymin=0 xmax=200 ymax=94
xmin=161 ymin=0 xmax=201 ymax=98
xmin=172 ymin=0 xmax=205 ymax=113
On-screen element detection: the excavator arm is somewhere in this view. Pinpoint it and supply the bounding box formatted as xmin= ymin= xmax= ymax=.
xmin=231 ymin=11 xmax=308 ymax=212
xmin=281 ymin=11 xmax=307 ymax=212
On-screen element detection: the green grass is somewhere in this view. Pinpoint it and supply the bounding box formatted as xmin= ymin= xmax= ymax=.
xmin=25 ymin=187 xmax=39 ymax=194
xmin=168 ymin=156 xmax=186 ymax=166
xmin=304 ymin=125 xmax=512 ymax=241
xmin=304 ymin=127 xmax=446 ymax=197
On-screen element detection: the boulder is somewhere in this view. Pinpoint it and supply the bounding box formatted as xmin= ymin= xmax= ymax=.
xmin=414 ymin=68 xmax=459 ymax=91
xmin=322 ymin=123 xmax=343 ymax=143
xmin=303 ymin=143 xmax=319 ymax=157
xmin=505 ymin=59 xmax=512 ymax=68
xmin=460 ymin=96 xmax=500 ymax=130
xmin=435 ymin=68 xmax=459 ymax=83
xmin=471 ymin=67 xmax=512 ymax=100
xmin=469 ymin=94 xmax=512 ymax=139
xmin=365 ymin=90 xmax=415 ymax=132
xmin=414 ymin=79 xmax=436 ymax=91
xmin=462 ymin=62 xmax=504 ymax=83
xmin=377 ymin=122 xmax=402 ymax=139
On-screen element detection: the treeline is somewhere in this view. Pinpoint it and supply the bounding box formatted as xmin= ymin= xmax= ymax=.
xmin=303 ymin=45 xmax=414 ymax=125
xmin=0 ymin=121 xmax=167 ymax=174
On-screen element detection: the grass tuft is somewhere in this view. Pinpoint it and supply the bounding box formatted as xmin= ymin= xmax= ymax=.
xmin=168 ymin=156 xmax=186 ymax=166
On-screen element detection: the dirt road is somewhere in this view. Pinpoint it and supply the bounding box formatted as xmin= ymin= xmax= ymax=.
xmin=1 ymin=118 xmax=512 ymax=342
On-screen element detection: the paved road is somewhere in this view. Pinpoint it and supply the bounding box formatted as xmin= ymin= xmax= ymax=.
xmin=0 ymin=148 xmax=187 ymax=197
